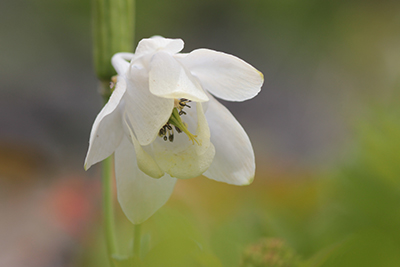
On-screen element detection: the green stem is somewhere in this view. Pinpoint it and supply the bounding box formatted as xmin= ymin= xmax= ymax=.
xmin=102 ymin=155 xmax=118 ymax=267
xmin=133 ymin=224 xmax=142 ymax=260
xmin=92 ymin=0 xmax=136 ymax=81
xmin=93 ymin=0 xmax=136 ymax=265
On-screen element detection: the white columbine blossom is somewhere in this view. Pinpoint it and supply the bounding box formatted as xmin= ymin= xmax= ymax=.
xmin=85 ymin=36 xmax=264 ymax=224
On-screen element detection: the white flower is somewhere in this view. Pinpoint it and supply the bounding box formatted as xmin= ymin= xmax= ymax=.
xmin=85 ymin=36 xmax=264 ymax=224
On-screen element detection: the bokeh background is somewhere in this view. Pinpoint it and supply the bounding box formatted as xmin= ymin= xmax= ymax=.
xmin=1 ymin=0 xmax=400 ymax=266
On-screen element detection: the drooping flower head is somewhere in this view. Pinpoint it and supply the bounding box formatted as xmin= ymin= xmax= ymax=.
xmin=85 ymin=36 xmax=264 ymax=224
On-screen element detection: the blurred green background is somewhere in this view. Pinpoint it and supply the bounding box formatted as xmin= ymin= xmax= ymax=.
xmin=1 ymin=0 xmax=400 ymax=266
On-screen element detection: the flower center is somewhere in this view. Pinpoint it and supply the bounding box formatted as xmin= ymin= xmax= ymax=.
xmin=158 ymin=98 xmax=199 ymax=145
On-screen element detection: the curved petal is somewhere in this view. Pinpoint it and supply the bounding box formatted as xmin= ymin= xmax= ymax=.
xmin=135 ymin=37 xmax=184 ymax=57
xmin=124 ymin=114 xmax=164 ymax=178
xmin=202 ymin=95 xmax=255 ymax=185
xmin=153 ymin=103 xmax=215 ymax=179
xmin=112 ymin=53 xmax=134 ymax=75
xmin=178 ymin=49 xmax=264 ymax=101
xmin=84 ymin=78 xmax=126 ymax=170
xmin=124 ymin=66 xmax=174 ymax=146
xmin=115 ymin=137 xmax=177 ymax=225
xmin=149 ymin=51 xmax=209 ymax=102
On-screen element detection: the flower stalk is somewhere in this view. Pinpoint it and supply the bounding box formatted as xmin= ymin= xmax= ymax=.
xmin=133 ymin=224 xmax=142 ymax=259
xmin=92 ymin=0 xmax=135 ymax=83
xmin=101 ymin=154 xmax=118 ymax=267
xmin=92 ymin=0 xmax=136 ymax=265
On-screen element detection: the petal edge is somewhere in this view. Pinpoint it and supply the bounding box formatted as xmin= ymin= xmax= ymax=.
xmin=115 ymin=137 xmax=177 ymax=224
xmin=179 ymin=49 xmax=263 ymax=101
xmin=202 ymin=95 xmax=255 ymax=185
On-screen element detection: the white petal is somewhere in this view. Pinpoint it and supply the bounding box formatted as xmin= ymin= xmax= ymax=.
xmin=124 ymin=115 xmax=164 ymax=178
xmin=149 ymin=51 xmax=209 ymax=102
xmin=115 ymin=137 xmax=177 ymax=225
xmin=112 ymin=53 xmax=134 ymax=75
xmin=178 ymin=49 xmax=264 ymax=101
xmin=202 ymin=95 xmax=255 ymax=185
xmin=135 ymin=37 xmax=184 ymax=57
xmin=84 ymin=78 xmax=126 ymax=170
xmin=124 ymin=66 xmax=174 ymax=146
xmin=152 ymin=103 xmax=215 ymax=179
xmin=193 ymin=102 xmax=212 ymax=155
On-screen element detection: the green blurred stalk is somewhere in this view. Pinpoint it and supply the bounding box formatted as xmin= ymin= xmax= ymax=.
xmin=102 ymin=155 xmax=118 ymax=267
xmin=92 ymin=0 xmax=135 ymax=266
xmin=133 ymin=224 xmax=142 ymax=259
xmin=93 ymin=0 xmax=135 ymax=82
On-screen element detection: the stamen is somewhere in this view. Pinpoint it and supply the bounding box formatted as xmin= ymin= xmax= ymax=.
xmin=175 ymin=98 xmax=192 ymax=115
xmin=158 ymin=122 xmax=177 ymax=143
xmin=159 ymin=127 xmax=166 ymax=137
xmin=159 ymin=98 xmax=199 ymax=145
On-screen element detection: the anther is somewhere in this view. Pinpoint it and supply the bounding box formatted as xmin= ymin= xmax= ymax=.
xmin=159 ymin=100 xmax=198 ymax=144
xmin=178 ymin=98 xmax=191 ymax=110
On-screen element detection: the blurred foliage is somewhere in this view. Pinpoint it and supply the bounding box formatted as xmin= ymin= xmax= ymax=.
xmin=316 ymin=104 xmax=400 ymax=267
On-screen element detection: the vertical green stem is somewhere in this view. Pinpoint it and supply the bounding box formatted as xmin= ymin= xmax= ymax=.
xmin=133 ymin=224 xmax=142 ymax=259
xmin=102 ymin=155 xmax=118 ymax=267
xmin=92 ymin=0 xmax=135 ymax=82
xmin=92 ymin=0 xmax=136 ymax=265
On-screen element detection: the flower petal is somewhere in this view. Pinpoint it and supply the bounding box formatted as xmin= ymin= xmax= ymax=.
xmin=178 ymin=49 xmax=263 ymax=101
xmin=202 ymin=95 xmax=255 ymax=185
xmin=115 ymin=137 xmax=177 ymax=225
xmin=135 ymin=37 xmax=184 ymax=57
xmin=124 ymin=66 xmax=174 ymax=146
xmin=152 ymin=103 xmax=215 ymax=179
xmin=124 ymin=114 xmax=164 ymax=178
xmin=112 ymin=53 xmax=134 ymax=75
xmin=149 ymin=51 xmax=209 ymax=102
xmin=84 ymin=78 xmax=126 ymax=170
